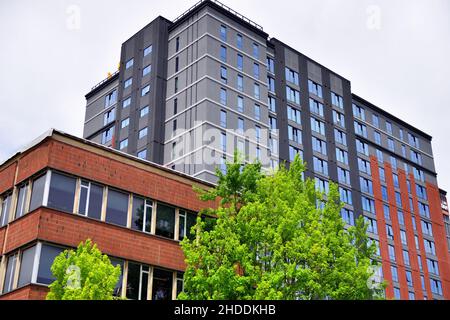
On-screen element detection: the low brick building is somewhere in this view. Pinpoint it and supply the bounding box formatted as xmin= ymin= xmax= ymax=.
xmin=0 ymin=129 xmax=216 ymax=300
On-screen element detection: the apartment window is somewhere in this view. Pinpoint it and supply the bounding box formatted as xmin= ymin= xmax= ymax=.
xmin=356 ymin=139 xmax=369 ymax=156
xmin=354 ymin=121 xmax=367 ymax=138
xmin=288 ymin=126 xmax=302 ymax=144
xmin=401 ymin=251 xmax=410 ymax=267
xmin=352 ymin=104 xmax=365 ymax=120
xmin=376 ymin=149 xmax=383 ymax=163
xmin=237 ymin=54 xmax=243 ymax=70
xmin=374 ymin=131 xmax=381 ymax=145
xmin=286 ymin=86 xmax=300 ymax=104
xmin=175 ymin=57 xmax=179 ymax=72
xmin=18 ymin=245 xmax=36 ymax=287
xmin=172 ymin=119 xmax=177 ymax=133
xmin=106 ymin=189 xmax=128 ymax=227
xmin=141 ymin=85 xmax=150 ymax=96
xmin=220 ymin=66 xmax=227 ymax=84
xmin=358 ymin=158 xmax=371 ymax=175
xmin=220 ymin=110 xmax=227 ymax=128
xmin=339 ymin=187 xmax=353 ymax=205
xmin=410 ymin=150 xmax=422 ymax=165
xmin=312 ymin=137 xmax=327 ymax=155
xmin=254 ymin=83 xmax=260 ymax=99
xmin=124 ymin=77 xmax=133 ymax=89
xmin=103 ymin=109 xmax=116 ymax=126
xmin=365 ymin=216 xmax=378 ymax=234
xmin=388 ymin=245 xmax=396 ymax=261
xmin=386 ymin=138 xmax=395 ymax=152
xmin=313 ymin=157 xmax=328 ymax=176
xmin=3 ymin=253 xmax=18 ymax=293
xmin=142 ymin=65 xmax=152 ymax=77
xmin=308 ymin=79 xmax=322 ymax=98
xmin=132 ymin=197 xmax=152 ymax=233
xmin=48 ymin=172 xmax=76 ymax=213
xmin=391 ymin=266 xmax=399 ymax=282
xmin=386 ymin=225 xmax=394 ymax=240
xmin=386 ymin=121 xmax=393 ymax=134
xmin=29 ymin=174 xmax=46 ymax=213
xmin=270 ymin=138 xmax=278 ymax=155
xmin=415 ymin=236 xmax=420 ymax=250
xmin=264 ymin=97 xmax=275 ymax=115
xmin=413 ymin=168 xmax=425 ymax=182
xmin=416 ymin=184 xmax=427 ymax=200
xmin=421 ymin=220 xmax=433 ymax=236
xmin=238 ymin=118 xmax=244 ymax=134
xmin=289 ymin=146 xmax=302 ymax=162
xmin=219 ymin=87 xmax=227 ymax=105
xmin=152 ymin=268 xmax=173 ymax=300
xmin=311 ymin=118 xmax=325 ymax=136
xmin=424 ymin=240 xmax=436 ymax=255
xmin=309 ymin=98 xmax=324 ymax=117
xmin=406 ymin=271 xmax=413 ymax=287
xmin=176 ymin=37 xmax=180 ymax=52
xmin=144 ymin=45 xmax=152 ymax=57
xmin=252 ymin=43 xmax=259 ymax=58
xmin=78 ymin=180 xmax=103 ymax=220
xmin=397 ymin=210 xmax=405 ymax=225
xmin=408 ymin=133 xmax=420 ymax=149
xmin=417 ymin=254 xmax=422 ymax=269
xmin=126 ymin=263 xmax=149 ymax=300
xmin=285 ymin=67 xmax=299 ymax=86
xmin=336 ymin=148 xmax=349 ymax=165
xmin=372 ymin=114 xmax=379 ymax=128
xmin=430 ymin=279 xmax=443 ymax=296
xmin=379 ymin=167 xmax=386 ymax=182
xmin=174 ymin=98 xmax=178 ymax=115
xmin=338 ymin=168 xmax=351 ymax=185
xmin=254 ymin=104 xmax=261 ymax=121
xmin=333 ymin=110 xmax=345 ymax=128
xmin=102 ymin=127 xmax=114 ymax=144
xmin=393 ymin=288 xmax=401 ymax=299
xmin=267 ymin=57 xmax=275 ymax=73
xmin=119 ymin=139 xmax=128 ymax=150
xmin=362 ymin=196 xmax=375 ymax=214
xmin=0 ymin=194 xmax=12 ymax=226
xmin=288 ymin=106 xmax=301 ymax=124
xmin=140 ymin=106 xmax=150 ymax=118
xmin=427 ymin=259 xmax=439 ymax=275
xmin=419 ymin=202 xmax=430 ymax=218
xmin=137 ymin=127 xmax=148 ymax=139
xmin=400 ymin=230 xmax=407 ymax=245
xmin=123 ymin=97 xmax=131 ymax=108
xmin=105 ymin=90 xmax=117 ymax=108
xmin=395 ymin=192 xmax=402 ymax=207
xmin=174 ymin=77 xmax=179 ymax=93
xmin=236 ymin=34 xmax=243 ymax=49
xmin=125 ymin=58 xmax=134 ymax=69
xmin=341 ymin=208 xmax=355 ymax=226
xmin=269 ymin=116 xmax=277 ymax=131
xmin=390 ymin=157 xmax=397 ymax=170
xmin=179 ymin=210 xmax=197 ymax=241
xmin=137 ymin=149 xmax=147 ymax=161
xmin=237 ymin=96 xmax=244 ymax=112
xmin=156 ymin=204 xmax=175 ymax=239
xmin=255 ymin=126 xmax=261 ymax=143
xmin=121 ymin=118 xmax=129 ymax=129
xmin=331 ymin=92 xmax=344 ymax=108
xmin=267 ymin=76 xmax=275 ymax=93
xmin=237 ymin=74 xmax=243 ymax=91
xmin=360 ymin=177 xmax=373 ymax=195
xmin=220 ymin=45 xmax=227 ymax=62
xmin=335 ymin=129 xmax=347 ymax=146
xmin=220 ymin=25 xmax=227 ymax=41
xmin=253 ymin=63 xmax=260 ymax=79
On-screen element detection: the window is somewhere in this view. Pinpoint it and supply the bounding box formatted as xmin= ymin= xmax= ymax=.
xmin=144 ymin=45 xmax=152 ymax=57
xmin=220 ymin=88 xmax=227 ymax=105
xmin=358 ymin=158 xmax=371 ymax=175
xmin=237 ymin=74 xmax=243 ymax=91
xmin=156 ymin=204 xmax=175 ymax=239
xmin=372 ymin=114 xmax=379 ymax=128
xmin=174 ymin=77 xmax=179 ymax=93
xmin=220 ymin=110 xmax=227 ymax=128
xmin=172 ymin=119 xmax=177 ymax=133
xmin=174 ymin=98 xmax=178 ymax=115
xmin=124 ymin=77 xmax=132 ymax=89
xmin=254 ymin=104 xmax=261 ymax=121
xmin=419 ymin=202 xmax=430 ymax=218
xmin=387 ymin=138 xmax=395 ymax=151
xmin=413 ymin=168 xmax=425 ymax=182
xmin=309 ymin=99 xmax=324 ymax=117
xmin=102 ymin=127 xmax=113 ymax=145
xmin=354 ymin=121 xmax=367 ymax=137
xmin=175 ymin=57 xmax=179 ymax=72
xmin=339 ymin=187 xmax=353 ymax=205
xmin=360 ymin=177 xmax=373 ymax=195
xmin=123 ymin=97 xmax=131 ymax=108
xmin=152 ymin=268 xmax=173 ymax=300
xmin=270 ymin=138 xmax=278 ymax=155
xmin=269 ymin=116 xmax=277 ymax=131
xmin=106 ymin=189 xmax=128 ymax=227
xmin=267 ymin=76 xmax=275 ymax=92
xmin=352 ymin=104 xmax=365 ymax=120
xmin=308 ymin=80 xmax=322 ymax=98
xmin=408 ymin=133 xmax=420 ymax=148
xmin=237 ymin=96 xmax=244 ymax=112
xmin=29 ymin=174 xmax=46 ymax=213
xmin=220 ymin=45 xmax=227 ymax=62
xmin=313 ymin=157 xmax=328 ymax=176
xmin=424 ymin=240 xmax=436 ymax=255
xmin=390 ymin=156 xmax=397 ymax=170
xmin=388 ymin=245 xmax=396 ymax=261
xmin=220 ymin=66 xmax=227 ymax=84
xmin=415 ymin=236 xmax=420 ymax=250
xmin=386 ymin=225 xmax=394 ymax=240
xmin=105 ymin=90 xmax=117 ymax=108
xmin=126 ymin=58 xmax=134 ymax=69
xmin=416 ymin=184 xmax=427 ymax=200
xmin=403 ymin=250 xmax=410 ymax=266
xmin=137 ymin=149 xmax=147 ymax=160
xmin=285 ymin=67 xmax=299 ymax=86
xmin=395 ymin=192 xmax=402 ymax=207
xmin=179 ymin=210 xmax=197 ymax=241
xmin=288 ymin=126 xmax=302 ymax=144
xmin=141 ymin=85 xmax=150 ymax=96
xmin=341 ymin=208 xmax=355 ymax=226
xmin=254 ymin=83 xmax=260 ymax=99
xmin=119 ymin=139 xmax=128 ymax=150
xmin=421 ymin=220 xmax=433 ymax=236
xmin=312 ymin=137 xmax=327 ymax=155
xmin=176 ymin=37 xmax=180 ymax=52
xmin=18 ymin=245 xmax=36 ymax=287
xmin=386 ymin=121 xmax=393 ymax=134
xmin=289 ymin=146 xmax=302 ymax=162
xmin=406 ymin=271 xmax=413 ymax=287
xmin=393 ymin=174 xmax=399 ymax=188
xmin=37 ymin=245 xmax=64 ymax=285
xmin=140 ymin=106 xmax=150 ymax=118
xmin=176 ymin=272 xmax=184 ymax=297
xmin=139 ymin=127 xmax=148 ymax=139
xmin=427 ymin=259 xmax=439 ymax=275
xmin=220 ymin=25 xmax=227 ymax=41
xmin=104 ymin=109 xmax=115 ymax=126
xmin=236 ymin=34 xmax=243 ymax=49
xmin=379 ymin=167 xmax=386 ymax=182
xmin=365 ymin=216 xmax=378 ymax=234
xmin=253 ymin=63 xmax=260 ymax=79
xmin=311 ymin=118 xmax=325 ymax=135
xmin=132 ymin=197 xmax=152 ymax=233
xmin=288 ymin=106 xmax=301 ymax=124
xmin=267 ymin=57 xmax=274 ymax=73
xmin=1 ymin=194 xmax=12 ymax=226
xmin=78 ymin=180 xmax=103 ymax=220
xmin=126 ymin=263 xmax=149 ymax=300
xmin=315 ymin=177 xmax=329 ymax=194
xmin=286 ymin=86 xmax=300 ymax=104
xmin=381 ymin=186 xmax=388 ymax=202
xmin=237 ymin=118 xmax=244 ymax=134
xmin=430 ymin=279 xmax=443 ymax=295
xmin=362 ymin=196 xmax=375 ymax=213
xmin=410 ymin=150 xmax=422 ymax=165
xmin=356 ymin=140 xmax=369 ymax=156
xmin=335 ymin=129 xmax=347 ymax=146
xmin=255 ymin=126 xmax=261 ymax=143
xmin=252 ymin=43 xmax=259 ymax=58
xmin=397 ymin=210 xmax=405 ymax=225
xmin=374 ymin=131 xmax=381 ymax=145
xmin=331 ymin=92 xmax=344 ymax=108
xmin=121 ymin=118 xmax=129 ymax=129
xmin=143 ymin=64 xmax=151 ymax=77
xmin=400 ymin=230 xmax=407 ymax=245
xmin=336 ymin=148 xmax=348 ymax=165
xmin=237 ymin=54 xmax=243 ymax=70
xmin=48 ymin=172 xmax=76 ymax=213
xmin=3 ymin=253 xmax=18 ymax=293
xmin=376 ymin=149 xmax=383 ymax=163
xmin=391 ymin=266 xmax=399 ymax=282
xmin=338 ymin=167 xmax=350 ymax=184
xmin=333 ymin=110 xmax=345 ymax=128
xmin=268 ymin=96 xmax=276 ymax=112
xmin=394 ymin=287 xmax=401 ymax=299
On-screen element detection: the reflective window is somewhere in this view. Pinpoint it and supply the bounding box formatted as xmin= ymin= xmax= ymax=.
xmin=18 ymin=246 xmax=36 ymax=287
xmin=37 ymin=245 xmax=64 ymax=285
xmin=152 ymin=268 xmax=173 ymax=300
xmin=179 ymin=210 xmax=197 ymax=241
xmin=131 ymin=197 xmax=152 ymax=233
xmin=29 ymin=174 xmax=46 ymax=212
xmin=3 ymin=253 xmax=18 ymax=293
xmin=126 ymin=262 xmax=149 ymax=300
xmin=47 ymin=172 xmax=76 ymax=213
xmin=106 ymin=189 xmax=129 ymax=227
xmin=78 ymin=180 xmax=103 ymax=220
xmin=15 ymin=183 xmax=29 ymax=219
xmin=156 ymin=204 xmax=175 ymax=239
xmin=1 ymin=193 xmax=12 ymax=226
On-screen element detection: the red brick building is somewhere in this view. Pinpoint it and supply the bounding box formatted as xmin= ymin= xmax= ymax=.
xmin=0 ymin=130 xmax=216 ymax=300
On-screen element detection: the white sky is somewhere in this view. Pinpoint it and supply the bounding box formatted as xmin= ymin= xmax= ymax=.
xmin=0 ymin=0 xmax=449 ymax=191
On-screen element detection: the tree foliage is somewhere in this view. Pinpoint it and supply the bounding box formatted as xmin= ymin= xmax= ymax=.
xmin=180 ymin=155 xmax=385 ymax=300
xmin=46 ymin=239 xmax=121 ymax=300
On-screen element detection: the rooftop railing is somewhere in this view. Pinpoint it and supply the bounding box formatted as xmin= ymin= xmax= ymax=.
xmin=90 ymin=70 xmax=120 ymax=92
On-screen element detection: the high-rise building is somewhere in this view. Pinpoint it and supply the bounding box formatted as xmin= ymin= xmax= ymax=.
xmin=0 ymin=0 xmax=448 ymax=300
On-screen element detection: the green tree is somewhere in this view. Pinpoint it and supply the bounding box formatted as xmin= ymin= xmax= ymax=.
xmin=46 ymin=239 xmax=121 ymax=300
xmin=179 ymin=155 xmax=385 ymax=300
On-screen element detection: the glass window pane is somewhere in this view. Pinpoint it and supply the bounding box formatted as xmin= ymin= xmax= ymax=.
xmin=48 ymin=172 xmax=76 ymax=213
xmin=106 ymin=189 xmax=129 ymax=227
xmin=109 ymin=258 xmax=124 ymax=297
xmin=88 ymin=183 xmax=103 ymax=220
xmin=156 ymin=204 xmax=175 ymax=239
xmin=15 ymin=184 xmax=29 ymax=219
xmin=152 ymin=268 xmax=173 ymax=300
xmin=126 ymin=262 xmax=141 ymax=300
xmin=3 ymin=254 xmax=18 ymax=293
xmin=37 ymin=245 xmax=64 ymax=285
xmin=1 ymin=194 xmax=12 ymax=227
xmin=29 ymin=174 xmax=46 ymax=213
xmin=18 ymin=246 xmax=36 ymax=287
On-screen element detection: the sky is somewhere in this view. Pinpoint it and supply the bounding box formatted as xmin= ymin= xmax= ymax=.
xmin=0 ymin=0 xmax=449 ymax=190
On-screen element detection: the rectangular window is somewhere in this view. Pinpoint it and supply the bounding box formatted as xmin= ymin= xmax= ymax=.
xmin=352 ymin=103 xmax=365 ymax=120
xmin=104 ymin=109 xmax=115 ymax=126
xmin=374 ymin=131 xmax=381 ymax=145
xmin=285 ymin=67 xmax=300 ymax=86
xmin=1 ymin=194 xmax=12 ymax=226
xmin=123 ymin=97 xmax=131 ymax=108
xmin=372 ymin=114 xmax=379 ymax=128
xmin=339 ymin=187 xmax=353 ymax=205
xmin=424 ymin=240 xmax=436 ymax=255
xmin=3 ymin=253 xmax=18 ymax=293
xmin=421 ymin=220 xmax=433 ymax=236
xmin=254 ymin=104 xmax=261 ymax=121
xmin=313 ymin=157 xmax=328 ymax=176
xmin=331 ymin=92 xmax=344 ymax=108
xmin=37 ymin=244 xmax=64 ymax=285
xmin=312 ymin=137 xmax=327 ymax=155
xmin=386 ymin=225 xmax=394 ymax=240
xmin=237 ymin=96 xmax=244 ymax=112
xmin=126 ymin=263 xmax=149 ymax=300
xmin=397 ymin=210 xmax=405 ymax=225
xmin=139 ymin=127 xmax=148 ymax=139
xmin=255 ymin=126 xmax=261 ymax=143
xmin=315 ymin=177 xmax=329 ymax=194
xmin=220 ymin=66 xmax=227 ymax=84
xmin=48 ymin=172 xmax=76 ymax=213
xmin=144 ymin=45 xmax=152 ymax=57
xmin=237 ymin=74 xmax=243 ymax=91
xmin=78 ymin=180 xmax=103 ymax=220
xmin=383 ymin=205 xmax=390 ymax=220
xmin=288 ymin=126 xmax=302 ymax=144
xmin=236 ymin=34 xmax=243 ymax=49
xmin=174 ymin=77 xmax=179 ymax=93
xmin=119 ymin=139 xmax=128 ymax=150
xmin=268 ymin=96 xmax=276 ymax=112
xmin=143 ymin=65 xmax=152 ymax=77
xmin=220 ymin=45 xmax=227 ymax=62
xmin=403 ymin=250 xmax=410 ymax=266
xmin=430 ymin=279 xmax=443 ymax=295
xmin=126 ymin=58 xmax=134 ymax=69
xmin=220 ymin=110 xmax=227 ymax=128
xmin=106 ymin=189 xmax=129 ymax=227
xmin=132 ymin=197 xmax=152 ymax=233
xmin=336 ymin=148 xmax=349 ymax=165
xmin=141 ymin=85 xmax=150 ymax=96
xmin=289 ymin=146 xmax=302 ymax=162
xmin=311 ymin=118 xmax=325 ymax=135
xmin=354 ymin=121 xmax=367 ymax=137
xmin=356 ymin=139 xmax=369 ymax=156
xmin=381 ymin=186 xmax=388 ymax=201
xmin=220 ymin=25 xmax=227 ymax=41
xmin=237 ymin=54 xmax=243 ymax=70
xmin=254 ymin=63 xmax=260 ymax=79
xmin=105 ymin=90 xmax=117 ymax=108
xmin=269 ymin=116 xmax=277 ymax=131
xmin=388 ymin=245 xmax=396 ymax=261
xmin=220 ymin=88 xmax=227 ymax=105
xmin=267 ymin=76 xmax=275 ymax=93
xmin=341 ymin=208 xmax=355 ymax=226
xmin=362 ymin=196 xmax=376 ymax=214
xmin=18 ymin=245 xmax=36 ymax=287
xmin=137 ymin=149 xmax=147 ymax=160
xmin=288 ymin=106 xmax=301 ymax=124
xmin=427 ymin=258 xmax=439 ymax=275
xmin=254 ymin=83 xmax=260 ymax=99
xmin=308 ymin=79 xmax=322 ymax=98
xmin=252 ymin=43 xmax=259 ymax=58
xmin=365 ymin=216 xmax=378 ymax=234
xmin=179 ymin=210 xmax=197 ymax=241
xmin=388 ymin=138 xmax=395 ymax=151
xmin=335 ymin=129 xmax=347 ymax=146
xmin=29 ymin=174 xmax=46 ymax=213
xmin=140 ymin=106 xmax=150 ymax=118
xmin=391 ymin=266 xmax=399 ymax=282
xmin=309 ymin=98 xmax=324 ymax=117
xmin=358 ymin=158 xmax=371 ymax=175
xmin=400 ymin=230 xmax=407 ymax=245
xmin=152 ymin=268 xmax=173 ymax=300
xmin=267 ymin=57 xmax=274 ymax=73
xmin=124 ymin=77 xmax=132 ymax=89
xmin=176 ymin=37 xmax=180 ymax=52
xmin=156 ymin=204 xmax=175 ymax=239
xmin=333 ymin=110 xmax=345 ymax=128
xmin=386 ymin=121 xmax=393 ymax=134
xmin=360 ymin=177 xmax=373 ymax=195
xmin=338 ymin=167 xmax=351 ymax=184
xmin=286 ymin=86 xmax=300 ymax=104
xmin=406 ymin=271 xmax=413 ymax=287
xmin=175 ymin=57 xmax=179 ymax=72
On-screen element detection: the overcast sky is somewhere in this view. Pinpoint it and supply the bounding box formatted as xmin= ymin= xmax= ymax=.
xmin=0 ymin=0 xmax=449 ymax=191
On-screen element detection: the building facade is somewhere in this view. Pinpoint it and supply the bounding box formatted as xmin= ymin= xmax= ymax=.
xmin=32 ymin=0 xmax=447 ymax=300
